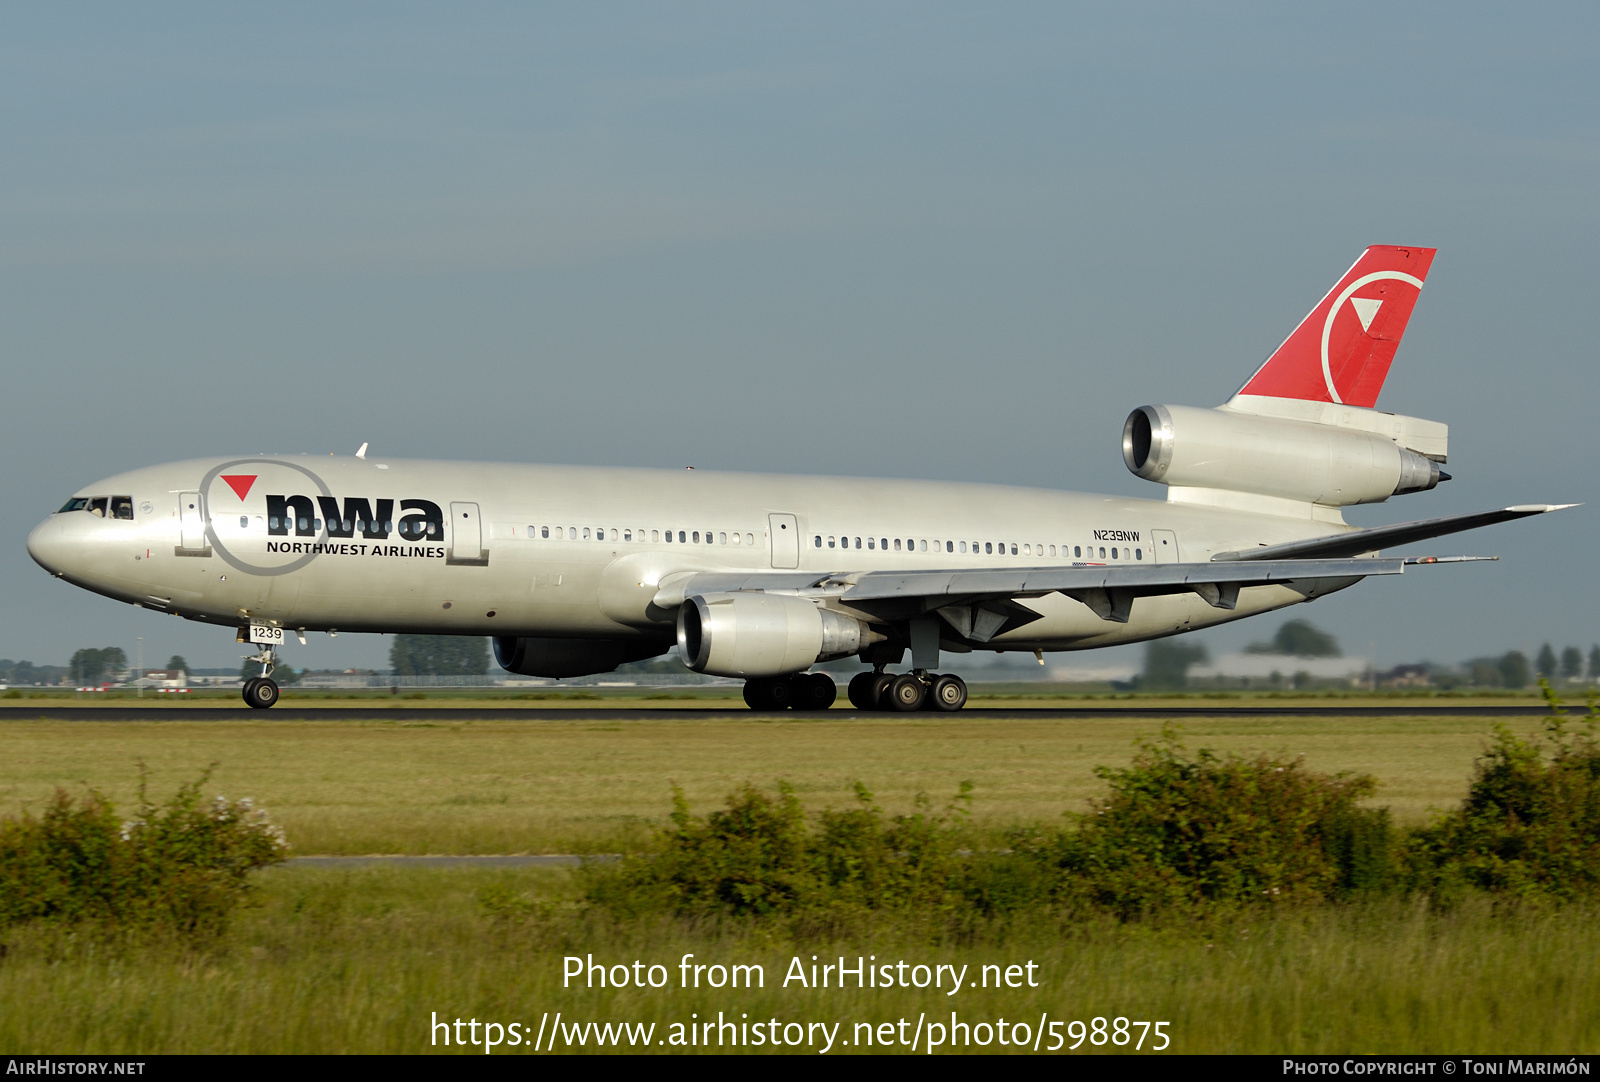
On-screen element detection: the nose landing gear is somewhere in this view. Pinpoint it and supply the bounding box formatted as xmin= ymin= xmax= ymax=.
xmin=241 ymin=641 xmax=281 ymax=710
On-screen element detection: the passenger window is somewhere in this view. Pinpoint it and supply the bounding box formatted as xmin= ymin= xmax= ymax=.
xmin=1023 ymin=544 xmax=1031 ymax=556
xmin=918 ymin=539 xmax=927 ymax=552
xmin=1135 ymin=548 xmax=1142 ymax=560
xmin=731 ymin=532 xmax=740 ymax=545
xmin=1074 ymin=546 xmax=1081 ymax=558
xmin=1049 ymin=545 xmax=1056 ymax=557
xmin=1112 ymin=547 xmax=1118 ymax=559
xmin=650 ymin=530 xmax=659 ymax=542
xmin=677 ymin=531 xmax=685 ymax=543
xmin=894 ymin=539 xmax=902 ymax=551
xmin=867 ymin=538 xmax=875 ymax=550
xmin=746 ymin=533 xmax=754 ymax=546
xmin=719 ymin=532 xmax=727 ymax=544
xmin=814 ymin=535 xmax=822 ymax=547
xmin=984 ymin=542 xmax=992 ymax=554
xmin=959 ymin=541 xmax=967 ymax=553
xmin=828 ymin=536 xmax=836 ymax=549
xmin=1099 ymin=547 xmax=1106 ymax=558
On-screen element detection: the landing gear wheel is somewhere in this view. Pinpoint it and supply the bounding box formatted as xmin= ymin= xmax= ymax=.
xmin=928 ymin=673 xmax=968 ymax=712
xmin=887 ymin=673 xmax=927 ymax=712
xmin=871 ymin=673 xmax=898 ymax=710
xmin=847 ymin=672 xmax=878 ymax=710
xmin=243 ymin=677 xmax=279 ymax=710
xmin=743 ymin=677 xmax=794 ymax=711
xmin=791 ymin=672 xmax=837 ymax=711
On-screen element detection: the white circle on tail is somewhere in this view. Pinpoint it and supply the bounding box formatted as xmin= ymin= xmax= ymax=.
xmin=1321 ymin=271 xmax=1425 ymax=403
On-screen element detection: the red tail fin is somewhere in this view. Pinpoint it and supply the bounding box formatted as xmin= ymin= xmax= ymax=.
xmin=1234 ymin=245 xmax=1435 ymax=408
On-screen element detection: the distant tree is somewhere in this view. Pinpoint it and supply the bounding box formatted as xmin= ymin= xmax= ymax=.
xmin=1244 ymin=619 xmax=1341 ymax=658
xmin=1468 ymin=658 xmax=1503 ymax=688
xmin=1560 ymin=646 xmax=1582 ymax=682
xmin=1139 ymin=639 xmax=1209 ymax=692
xmin=1535 ymin=643 xmax=1558 ymax=679
xmin=166 ymin=655 xmax=189 ymax=674
xmin=1499 ymin=650 xmax=1531 ymax=690
xmin=1590 ymin=645 xmax=1600 ymax=682
xmin=69 ymin=647 xmax=128 ymax=685
xmin=389 ymin=635 xmax=489 ymax=676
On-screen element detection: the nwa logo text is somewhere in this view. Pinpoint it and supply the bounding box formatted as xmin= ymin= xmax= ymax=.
xmin=264 ymin=495 xmax=446 ymax=558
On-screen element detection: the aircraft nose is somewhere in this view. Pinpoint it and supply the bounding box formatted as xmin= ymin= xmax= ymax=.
xmin=27 ymin=517 xmax=67 ymax=576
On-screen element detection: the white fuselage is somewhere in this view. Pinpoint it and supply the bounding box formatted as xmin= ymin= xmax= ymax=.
xmin=26 ymin=453 xmax=1364 ymax=657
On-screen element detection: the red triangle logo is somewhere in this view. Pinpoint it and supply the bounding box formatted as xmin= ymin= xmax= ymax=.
xmin=221 ymin=475 xmax=257 ymax=500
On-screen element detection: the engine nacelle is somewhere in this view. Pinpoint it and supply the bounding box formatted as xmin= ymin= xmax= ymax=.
xmin=1122 ymin=403 xmax=1444 ymax=507
xmin=677 ymin=592 xmax=869 ymax=678
xmin=494 ymin=636 xmax=669 ymax=679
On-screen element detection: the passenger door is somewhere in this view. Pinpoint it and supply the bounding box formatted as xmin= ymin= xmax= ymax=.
xmin=447 ymin=502 xmax=489 ymax=565
xmin=1151 ymin=529 xmax=1178 ymax=564
xmin=769 ymin=513 xmax=799 ymax=569
xmin=177 ymin=491 xmax=209 ymax=556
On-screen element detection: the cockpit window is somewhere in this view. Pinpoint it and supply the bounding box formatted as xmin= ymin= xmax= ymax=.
xmin=88 ymin=497 xmax=108 ymax=518
xmin=57 ymin=498 xmax=88 ymax=514
xmin=110 ymin=496 xmax=134 ymax=520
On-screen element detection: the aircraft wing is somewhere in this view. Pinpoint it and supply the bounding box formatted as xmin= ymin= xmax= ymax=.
xmin=655 ymin=556 xmax=1404 ymax=636
xmin=1211 ymin=504 xmax=1576 ymax=562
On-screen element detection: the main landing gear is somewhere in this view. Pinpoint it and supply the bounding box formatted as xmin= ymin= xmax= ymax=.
xmin=845 ymin=670 xmax=967 ymax=712
xmin=241 ymin=642 xmax=281 ymax=710
xmin=742 ymin=672 xmax=838 ymax=711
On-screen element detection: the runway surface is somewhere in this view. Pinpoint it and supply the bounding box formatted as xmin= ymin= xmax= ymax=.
xmin=0 ymin=703 xmax=1555 ymax=721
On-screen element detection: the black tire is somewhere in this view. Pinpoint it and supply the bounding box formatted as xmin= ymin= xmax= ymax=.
xmin=244 ymin=677 xmax=279 ymax=710
xmin=744 ymin=677 xmax=795 ymax=711
xmin=241 ymin=677 xmax=260 ymax=705
xmin=743 ymin=678 xmax=774 ymax=710
xmin=846 ymin=672 xmax=878 ymax=710
xmin=792 ymin=672 xmax=836 ymax=711
xmin=929 ymin=673 xmax=968 ymax=712
xmin=871 ymin=672 xmax=898 ymax=709
xmin=887 ymin=673 xmax=926 ymax=712
xmin=768 ymin=677 xmax=794 ymax=709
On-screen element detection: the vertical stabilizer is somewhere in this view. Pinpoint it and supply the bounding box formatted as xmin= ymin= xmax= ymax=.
xmin=1232 ymin=245 xmax=1435 ymax=408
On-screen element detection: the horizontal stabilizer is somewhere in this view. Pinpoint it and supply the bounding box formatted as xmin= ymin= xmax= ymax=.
xmin=1212 ymin=504 xmax=1576 ymax=562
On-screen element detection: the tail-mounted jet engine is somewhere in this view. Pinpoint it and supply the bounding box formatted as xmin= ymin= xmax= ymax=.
xmin=1122 ymin=402 xmax=1447 ymax=507
xmin=677 ymin=592 xmax=876 ymax=678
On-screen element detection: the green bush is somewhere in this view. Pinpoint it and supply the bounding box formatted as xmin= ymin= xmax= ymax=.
xmin=1407 ymin=683 xmax=1600 ymax=903
xmin=0 ymin=767 xmax=288 ymax=936
xmin=585 ymin=781 xmax=977 ymax=920
xmin=1014 ymin=727 xmax=1391 ymax=916
xmin=587 ymin=701 xmax=1600 ymax=926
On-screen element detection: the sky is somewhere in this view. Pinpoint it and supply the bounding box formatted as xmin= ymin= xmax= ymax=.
xmin=2 ymin=3 xmax=1596 ymax=674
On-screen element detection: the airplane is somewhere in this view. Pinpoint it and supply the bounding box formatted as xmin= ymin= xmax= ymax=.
xmin=26 ymin=245 xmax=1572 ymax=711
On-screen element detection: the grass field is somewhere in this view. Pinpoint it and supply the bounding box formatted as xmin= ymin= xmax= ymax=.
xmin=4 ymin=704 xmax=1594 ymax=1055
xmin=0 ymin=711 xmax=1552 ymax=854
xmin=1 ymin=864 xmax=1596 ymax=1054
